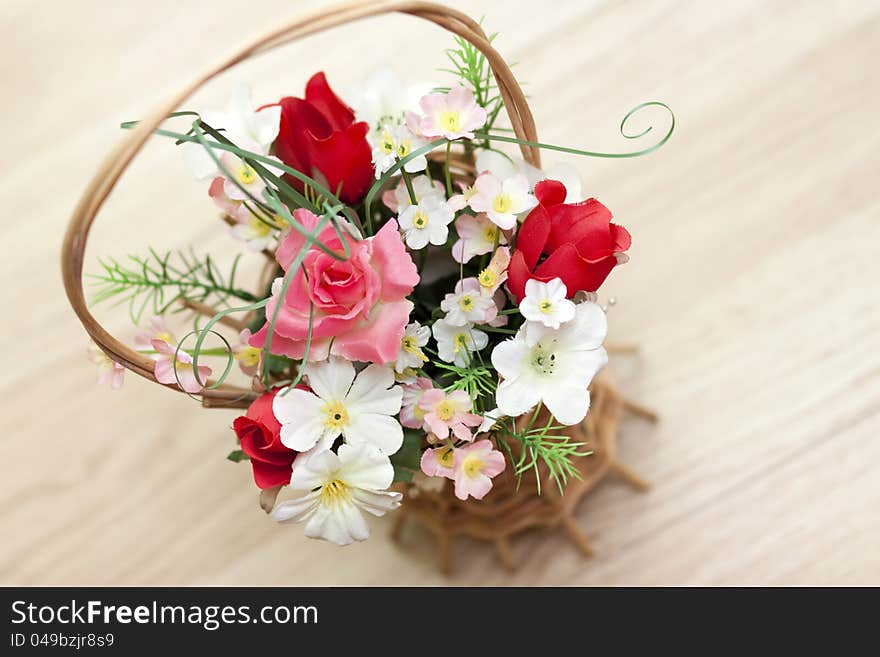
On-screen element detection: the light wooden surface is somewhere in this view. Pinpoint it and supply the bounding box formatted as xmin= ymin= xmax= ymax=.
xmin=2 ymin=0 xmax=878 ymax=586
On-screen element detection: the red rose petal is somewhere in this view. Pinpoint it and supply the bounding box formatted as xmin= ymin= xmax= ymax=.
xmin=534 ymin=179 xmax=567 ymax=206
xmin=305 ymin=72 xmax=355 ymax=132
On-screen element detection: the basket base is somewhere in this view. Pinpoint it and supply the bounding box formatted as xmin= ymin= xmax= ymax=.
xmin=391 ymin=367 xmax=655 ymax=575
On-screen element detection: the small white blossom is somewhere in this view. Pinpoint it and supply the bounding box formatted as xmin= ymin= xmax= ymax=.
xmin=519 ymin=278 xmax=576 ymax=329
xmin=394 ymin=322 xmax=431 ymax=373
xmin=440 ymin=277 xmax=498 ymax=326
xmin=432 ymin=318 xmax=489 ymax=367
xmin=371 ymin=123 xmax=427 ymax=178
xmin=398 ymin=195 xmax=455 ymax=250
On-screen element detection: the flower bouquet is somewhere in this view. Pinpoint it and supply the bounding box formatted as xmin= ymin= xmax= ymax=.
xmin=64 ymin=3 xmax=672 ymax=558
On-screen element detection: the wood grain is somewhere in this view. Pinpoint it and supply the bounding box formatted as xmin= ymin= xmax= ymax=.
xmin=1 ymin=0 xmax=878 ymax=585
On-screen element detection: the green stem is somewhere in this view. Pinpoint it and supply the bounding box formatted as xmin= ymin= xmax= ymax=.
xmin=444 ymin=142 xmax=453 ymax=197
xmin=400 ymin=168 xmax=418 ymax=205
xmin=477 ymin=325 xmax=516 ymax=335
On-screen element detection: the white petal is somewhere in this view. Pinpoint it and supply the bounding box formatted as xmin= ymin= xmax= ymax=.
xmin=305 ymin=357 xmax=355 ymax=401
xmin=280 ymin=419 xmax=330 ymax=453
xmin=562 ymin=302 xmax=607 ymax=349
xmin=545 ymin=277 xmax=568 ymax=300
xmin=346 ymin=364 xmax=402 ymax=415
xmin=290 ymin=448 xmax=341 ymax=491
xmin=254 ymin=105 xmax=282 ymax=146
xmin=491 ymin=338 xmax=530 ymax=380
xmin=270 ymin=491 xmax=319 ymax=523
xmin=495 ymin=377 xmax=541 ymax=418
xmin=182 ymin=142 xmax=217 ymax=180
xmin=302 ymin=501 xmax=366 ymax=545
xmin=337 ymin=443 xmax=395 ymax=489
xmin=352 ymin=489 xmax=403 ymax=516
xmin=344 ymin=412 xmax=404 ymax=455
xmin=542 ymin=382 xmax=591 ymax=426
xmin=272 ymin=387 xmax=322 ymax=424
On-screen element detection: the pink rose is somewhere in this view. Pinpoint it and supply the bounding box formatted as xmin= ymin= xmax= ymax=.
xmin=250 ymin=210 xmax=419 ymax=363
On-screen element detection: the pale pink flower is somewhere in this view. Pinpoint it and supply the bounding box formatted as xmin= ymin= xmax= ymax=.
xmin=400 ymin=377 xmax=434 ymax=430
xmin=420 ymin=444 xmax=456 ymax=479
xmin=134 ymin=316 xmax=176 ymax=351
xmin=453 ymin=439 xmax=506 ymax=500
xmin=152 ymin=339 xmax=212 ymax=393
xmin=448 ymin=181 xmax=477 ymax=212
xmin=208 ymin=176 xmax=249 ymax=223
xmin=418 ymin=86 xmax=487 ymax=140
xmin=233 ymin=328 xmax=261 ymax=376
xmin=86 ymin=342 xmax=125 ymax=390
xmin=469 ymin=172 xmax=537 ymax=230
xmin=476 ymin=246 xmax=511 ymax=296
xmin=440 ymin=277 xmax=498 ymax=326
xmin=419 ymin=388 xmax=482 ymax=441
xmin=451 ymin=213 xmax=508 ymax=264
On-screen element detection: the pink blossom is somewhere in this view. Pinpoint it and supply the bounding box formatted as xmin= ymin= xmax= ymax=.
xmin=134 ymin=316 xmax=176 ymax=351
xmin=208 ymin=176 xmax=249 ymax=223
xmin=400 ymin=377 xmax=434 ymax=430
xmin=440 ymin=277 xmax=498 ymax=326
xmin=452 ymin=213 xmax=508 ymax=264
xmin=249 ymin=209 xmax=419 ymax=364
xmin=420 ymin=444 xmax=456 ymax=479
xmin=86 ymin=342 xmax=125 ymax=390
xmin=152 ymin=339 xmax=212 ymax=393
xmin=419 ymin=388 xmax=482 ymax=441
xmin=233 ymin=328 xmax=261 ymax=376
xmin=476 ymin=246 xmax=511 ymax=296
xmin=452 ymin=440 xmax=506 ymax=500
xmin=418 ymin=86 xmax=487 ymax=141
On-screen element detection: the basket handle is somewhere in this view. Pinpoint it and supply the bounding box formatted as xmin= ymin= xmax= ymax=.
xmin=61 ymin=0 xmax=541 ymax=399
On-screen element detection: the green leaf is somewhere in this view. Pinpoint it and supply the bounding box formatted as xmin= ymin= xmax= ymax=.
xmin=390 ymin=430 xmax=424 ymax=483
xmin=227 ymin=449 xmax=250 ymax=463
xmin=392 ymin=465 xmax=415 ymax=484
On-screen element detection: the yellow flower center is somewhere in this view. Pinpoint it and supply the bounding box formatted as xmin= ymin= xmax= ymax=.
xmin=379 ymin=130 xmax=395 ymax=155
xmin=397 ymin=139 xmax=411 ymax=158
xmin=462 ymin=455 xmax=484 ymax=478
xmin=234 ymin=346 xmax=261 ymax=368
xmin=320 ymin=479 xmax=351 ymax=508
xmin=249 ymin=217 xmax=273 ymax=238
xmin=453 ymin=332 xmax=470 ymax=353
xmin=492 ymin=194 xmax=512 ymax=214
xmin=435 ymin=400 xmax=456 ymax=421
xmin=155 ymin=331 xmax=174 ymax=344
xmin=458 ymin=295 xmax=474 ymax=311
xmin=321 ymin=400 xmax=349 ymax=431
xmin=478 ymin=268 xmax=497 ymax=289
xmin=437 ymin=446 xmax=455 ymax=468
xmin=235 ymin=162 xmax=258 ymax=186
xmin=439 ymin=110 xmax=462 ymax=133
xmin=538 ymin=299 xmax=555 ymax=314
xmin=412 ymin=210 xmax=429 ymax=229
xmin=401 ymin=336 xmax=428 ymax=362
xmin=482 ymin=225 xmax=498 ymax=243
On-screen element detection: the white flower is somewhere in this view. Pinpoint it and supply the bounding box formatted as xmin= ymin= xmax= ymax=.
xmin=372 ymin=123 xmax=428 ymax=178
xmin=519 ymin=278 xmax=576 ymax=329
xmin=440 ymin=277 xmax=497 ymax=326
xmin=469 ymin=172 xmax=537 ymax=230
xmin=272 ymin=357 xmax=404 ymax=455
xmin=394 ymin=322 xmax=430 ymax=373
xmin=398 ymin=195 xmax=454 ymax=250
xmin=477 ymin=407 xmax=506 ymax=435
xmin=432 ymin=318 xmax=488 ymax=367
xmin=183 ymin=84 xmax=281 ymax=180
xmin=229 ymin=214 xmax=277 ymax=252
xmin=475 ymin=149 xmax=584 ymax=202
xmin=491 ymin=301 xmax=608 ymax=426
xmin=451 ymin=213 xmax=508 ymax=264
xmin=343 ymin=68 xmax=432 ymax=139
xmin=271 ymin=443 xmax=402 ymax=546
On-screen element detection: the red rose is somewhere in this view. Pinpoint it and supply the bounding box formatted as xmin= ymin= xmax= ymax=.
xmin=507 ymin=180 xmax=632 ymax=301
xmin=271 ymin=72 xmax=373 ymax=205
xmin=232 ymin=389 xmax=296 ymax=489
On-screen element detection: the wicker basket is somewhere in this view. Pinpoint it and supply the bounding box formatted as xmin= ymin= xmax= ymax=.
xmin=61 ymin=0 xmax=654 ymax=572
